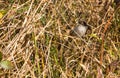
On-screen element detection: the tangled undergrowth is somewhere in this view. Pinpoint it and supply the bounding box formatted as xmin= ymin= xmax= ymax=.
xmin=0 ymin=0 xmax=120 ymax=78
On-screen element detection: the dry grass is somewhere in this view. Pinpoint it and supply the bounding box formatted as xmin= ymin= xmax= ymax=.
xmin=0 ymin=0 xmax=120 ymax=78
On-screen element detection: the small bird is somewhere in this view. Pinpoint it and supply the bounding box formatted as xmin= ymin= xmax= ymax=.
xmin=71 ymin=21 xmax=89 ymax=37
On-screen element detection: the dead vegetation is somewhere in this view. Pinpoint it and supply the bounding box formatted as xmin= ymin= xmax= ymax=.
xmin=0 ymin=0 xmax=120 ymax=78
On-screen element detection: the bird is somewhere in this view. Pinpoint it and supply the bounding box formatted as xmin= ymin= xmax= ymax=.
xmin=70 ymin=21 xmax=89 ymax=37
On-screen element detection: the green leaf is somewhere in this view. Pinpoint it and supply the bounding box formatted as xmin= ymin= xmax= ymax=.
xmin=0 ymin=13 xmax=3 ymax=19
xmin=90 ymin=33 xmax=97 ymax=38
xmin=0 ymin=60 xmax=13 ymax=69
xmin=0 ymin=10 xmax=7 ymax=15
